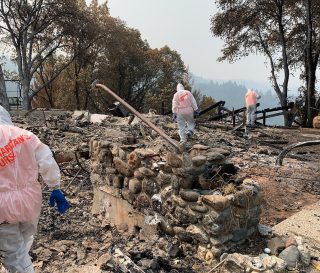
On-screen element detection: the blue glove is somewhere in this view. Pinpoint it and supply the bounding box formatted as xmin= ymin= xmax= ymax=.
xmin=194 ymin=109 xmax=200 ymax=118
xmin=49 ymin=189 xmax=70 ymax=214
xmin=172 ymin=113 xmax=177 ymax=121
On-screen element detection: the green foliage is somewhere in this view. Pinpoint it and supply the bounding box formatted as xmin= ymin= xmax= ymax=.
xmin=143 ymin=46 xmax=187 ymax=113
xmin=199 ymin=95 xmax=216 ymax=118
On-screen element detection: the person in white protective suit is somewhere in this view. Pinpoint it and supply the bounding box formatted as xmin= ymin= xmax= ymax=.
xmin=0 ymin=105 xmax=69 ymax=273
xmin=172 ymin=83 xmax=199 ymax=144
xmin=245 ymin=89 xmax=261 ymax=126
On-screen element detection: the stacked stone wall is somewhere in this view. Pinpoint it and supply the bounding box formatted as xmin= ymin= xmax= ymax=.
xmin=90 ymin=138 xmax=261 ymax=262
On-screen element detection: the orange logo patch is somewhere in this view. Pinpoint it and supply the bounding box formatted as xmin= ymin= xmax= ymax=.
xmin=178 ymin=92 xmax=188 ymax=102
xmin=0 ymin=135 xmax=31 ymax=168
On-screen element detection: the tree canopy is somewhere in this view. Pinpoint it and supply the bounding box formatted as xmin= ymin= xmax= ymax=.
xmin=1 ymin=0 xmax=208 ymax=113
xmin=211 ymin=0 xmax=320 ymax=127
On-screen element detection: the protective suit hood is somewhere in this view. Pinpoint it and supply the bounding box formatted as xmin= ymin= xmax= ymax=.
xmin=176 ymin=83 xmax=184 ymax=92
xmin=0 ymin=105 xmax=13 ymax=125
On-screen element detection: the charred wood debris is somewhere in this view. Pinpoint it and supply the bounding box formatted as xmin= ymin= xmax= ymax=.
xmin=6 ymin=108 xmax=320 ymax=273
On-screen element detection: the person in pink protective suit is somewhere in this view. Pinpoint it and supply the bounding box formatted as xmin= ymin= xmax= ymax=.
xmin=0 ymin=105 xmax=69 ymax=273
xmin=172 ymin=83 xmax=199 ymax=144
xmin=245 ymin=89 xmax=261 ymax=126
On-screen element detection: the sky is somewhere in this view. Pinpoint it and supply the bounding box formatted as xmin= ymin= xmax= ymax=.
xmin=93 ymin=0 xmax=300 ymax=92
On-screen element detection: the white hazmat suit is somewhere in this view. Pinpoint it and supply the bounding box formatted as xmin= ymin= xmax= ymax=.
xmin=172 ymin=83 xmax=198 ymax=143
xmin=0 ymin=106 xmax=61 ymax=273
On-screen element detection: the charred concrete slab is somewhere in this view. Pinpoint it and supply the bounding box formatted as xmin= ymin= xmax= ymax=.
xmin=272 ymin=201 xmax=320 ymax=258
xmin=92 ymin=185 xmax=157 ymax=239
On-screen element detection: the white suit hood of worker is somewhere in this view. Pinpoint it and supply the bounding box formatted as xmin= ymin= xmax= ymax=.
xmin=176 ymin=83 xmax=184 ymax=92
xmin=0 ymin=105 xmax=13 ymax=125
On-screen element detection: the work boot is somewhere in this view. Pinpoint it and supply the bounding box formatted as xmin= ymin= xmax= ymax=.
xmin=186 ymin=130 xmax=193 ymax=140
xmin=179 ymin=140 xmax=187 ymax=145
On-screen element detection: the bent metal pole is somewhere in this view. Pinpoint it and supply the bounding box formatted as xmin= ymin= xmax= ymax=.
xmin=93 ymin=82 xmax=182 ymax=152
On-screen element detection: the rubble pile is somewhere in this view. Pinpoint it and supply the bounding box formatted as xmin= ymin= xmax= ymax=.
xmin=90 ymin=133 xmax=262 ymax=264
xmin=2 ymin=110 xmax=319 ymax=273
xmin=313 ymin=116 xmax=320 ymax=129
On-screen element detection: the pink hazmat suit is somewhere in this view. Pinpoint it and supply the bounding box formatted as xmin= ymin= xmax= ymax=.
xmin=0 ymin=105 xmax=61 ymax=273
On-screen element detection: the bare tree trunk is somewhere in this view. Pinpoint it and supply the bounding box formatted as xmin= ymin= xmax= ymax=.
xmin=277 ymin=1 xmax=290 ymax=126
xmin=257 ymin=1 xmax=290 ymax=127
xmin=22 ymin=80 xmax=32 ymax=110
xmin=0 ymin=64 xmax=10 ymax=110
xmin=305 ymin=0 xmax=318 ymax=127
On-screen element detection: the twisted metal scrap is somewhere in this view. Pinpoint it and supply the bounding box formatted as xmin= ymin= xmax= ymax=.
xmin=276 ymin=140 xmax=320 ymax=166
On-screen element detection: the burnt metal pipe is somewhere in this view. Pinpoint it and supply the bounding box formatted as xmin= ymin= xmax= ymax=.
xmin=92 ymin=81 xmax=182 ymax=152
xmin=276 ymin=140 xmax=320 ymax=165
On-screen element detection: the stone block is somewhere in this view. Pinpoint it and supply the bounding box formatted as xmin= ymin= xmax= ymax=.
xmin=142 ymin=178 xmax=160 ymax=195
xmin=210 ymin=234 xmax=233 ymax=246
xmin=159 ymin=163 xmax=172 ymax=173
xmin=197 ymin=245 xmax=208 ymax=262
xmin=202 ymin=211 xmax=219 ymax=226
xmin=173 ymin=227 xmax=193 ymax=243
xmin=134 ymin=148 xmax=157 ymax=158
xmin=186 ymin=225 xmax=210 ymax=244
xmin=166 ymin=152 xmax=183 ymax=168
xmin=112 ymin=175 xmax=124 ymax=189
xmin=186 ymin=165 xmax=206 ymax=176
xmin=159 ymin=219 xmax=174 ymax=236
xmin=172 ymin=167 xmax=187 ymax=177
xmin=313 ymin=116 xmax=320 ymax=129
xmin=192 ymin=155 xmax=207 ymax=167
xmin=98 ymin=148 xmax=113 ymax=165
xmin=127 ymin=151 xmax=141 ymax=168
xmin=205 ymin=152 xmax=225 ymax=163
xmin=175 ymin=207 xmax=198 ymax=224
xmin=138 ymin=167 xmax=156 ymax=177
xmin=113 ymin=157 xmax=133 ymax=177
xmin=172 ymin=195 xmax=187 ymax=208
xmin=133 ymin=170 xmax=144 ymax=180
xmin=189 ymin=203 xmax=208 ymax=213
xmin=180 ymin=189 xmax=200 ymax=202
xmin=128 ymin=178 xmax=142 ymax=194
xmin=134 ymin=193 xmax=151 ymax=210
xmin=279 ymin=245 xmax=300 ymax=270
xmin=232 ymin=188 xmax=260 ymax=208
xmin=215 ymin=207 xmax=232 ymax=224
xmin=160 ymin=186 xmax=173 ymax=200
xmin=190 ymin=144 xmax=210 ymax=158
xmin=267 ymin=237 xmax=286 ymax=255
xmin=157 ymin=171 xmax=172 ymax=187
xmin=121 ymin=188 xmax=135 ymax=204
xmin=54 ymin=151 xmax=75 ymax=163
xmin=202 ymin=194 xmax=230 ymax=211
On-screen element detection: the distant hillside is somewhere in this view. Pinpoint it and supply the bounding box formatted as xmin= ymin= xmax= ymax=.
xmin=193 ymin=78 xmax=285 ymax=125
xmin=193 ymin=80 xmax=280 ymax=107
xmin=193 ymin=80 xmax=247 ymax=109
